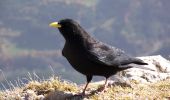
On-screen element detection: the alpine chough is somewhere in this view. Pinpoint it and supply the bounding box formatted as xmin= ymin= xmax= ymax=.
xmin=49 ymin=19 xmax=148 ymax=95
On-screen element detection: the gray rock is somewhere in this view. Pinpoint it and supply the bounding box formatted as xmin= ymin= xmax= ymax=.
xmin=121 ymin=55 xmax=170 ymax=83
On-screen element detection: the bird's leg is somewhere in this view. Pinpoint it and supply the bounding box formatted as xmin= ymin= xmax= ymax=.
xmin=70 ymin=77 xmax=92 ymax=100
xmin=103 ymin=78 xmax=108 ymax=88
xmin=97 ymin=77 xmax=108 ymax=92
xmin=82 ymin=75 xmax=92 ymax=95
xmin=82 ymin=82 xmax=89 ymax=95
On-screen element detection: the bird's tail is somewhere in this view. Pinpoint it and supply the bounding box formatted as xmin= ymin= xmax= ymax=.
xmin=132 ymin=58 xmax=148 ymax=65
xmin=129 ymin=58 xmax=155 ymax=71
xmin=119 ymin=57 xmax=154 ymax=71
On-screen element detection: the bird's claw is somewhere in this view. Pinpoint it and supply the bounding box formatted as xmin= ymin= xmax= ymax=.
xmin=96 ymin=85 xmax=108 ymax=93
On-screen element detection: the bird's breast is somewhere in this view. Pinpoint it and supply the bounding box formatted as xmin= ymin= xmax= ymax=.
xmin=62 ymin=43 xmax=87 ymax=66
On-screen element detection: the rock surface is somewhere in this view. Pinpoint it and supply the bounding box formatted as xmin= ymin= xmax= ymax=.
xmin=121 ymin=55 xmax=170 ymax=83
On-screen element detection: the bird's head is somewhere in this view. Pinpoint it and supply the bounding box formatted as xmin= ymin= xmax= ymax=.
xmin=50 ymin=19 xmax=83 ymax=37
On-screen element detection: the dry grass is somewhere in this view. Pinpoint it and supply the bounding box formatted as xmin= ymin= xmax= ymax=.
xmin=89 ymin=79 xmax=170 ymax=100
xmin=0 ymin=76 xmax=79 ymax=100
xmin=25 ymin=77 xmax=78 ymax=93
xmin=0 ymin=76 xmax=170 ymax=100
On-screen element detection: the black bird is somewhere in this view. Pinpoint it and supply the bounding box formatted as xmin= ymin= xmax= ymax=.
xmin=49 ymin=19 xmax=148 ymax=95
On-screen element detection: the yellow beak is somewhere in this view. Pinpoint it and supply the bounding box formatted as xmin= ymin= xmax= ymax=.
xmin=49 ymin=22 xmax=61 ymax=28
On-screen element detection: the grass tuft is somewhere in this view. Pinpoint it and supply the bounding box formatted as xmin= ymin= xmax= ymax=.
xmin=0 ymin=73 xmax=170 ymax=100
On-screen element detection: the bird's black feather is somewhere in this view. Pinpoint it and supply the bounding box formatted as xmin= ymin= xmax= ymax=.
xmin=50 ymin=19 xmax=148 ymax=95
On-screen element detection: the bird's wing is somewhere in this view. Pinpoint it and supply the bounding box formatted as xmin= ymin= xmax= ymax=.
xmin=86 ymin=41 xmax=128 ymax=67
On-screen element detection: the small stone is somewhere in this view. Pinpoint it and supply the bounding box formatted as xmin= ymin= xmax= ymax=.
xmin=37 ymin=95 xmax=45 ymax=100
